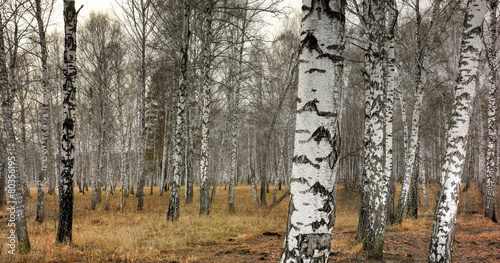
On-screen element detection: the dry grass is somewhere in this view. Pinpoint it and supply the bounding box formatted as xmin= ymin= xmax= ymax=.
xmin=0 ymin=182 xmax=498 ymax=262
xmin=1 ymin=185 xmax=289 ymax=262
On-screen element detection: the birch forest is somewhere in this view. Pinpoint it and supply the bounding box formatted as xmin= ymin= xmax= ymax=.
xmin=1 ymin=0 xmax=500 ymax=262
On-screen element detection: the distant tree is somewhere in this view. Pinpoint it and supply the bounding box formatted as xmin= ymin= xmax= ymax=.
xmin=117 ymin=0 xmax=154 ymax=212
xmin=394 ymin=0 xmax=442 ymax=225
xmin=428 ymin=0 xmax=487 ymax=261
xmin=280 ymin=0 xmax=344 ymax=262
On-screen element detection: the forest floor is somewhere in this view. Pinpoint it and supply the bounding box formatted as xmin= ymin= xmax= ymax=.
xmin=0 ymin=182 xmax=499 ymax=262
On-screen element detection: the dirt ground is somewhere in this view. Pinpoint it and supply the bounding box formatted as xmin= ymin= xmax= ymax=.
xmin=1 ymin=183 xmax=499 ymax=262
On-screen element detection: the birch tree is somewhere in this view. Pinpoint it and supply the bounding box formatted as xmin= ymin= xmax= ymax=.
xmin=117 ymin=0 xmax=153 ymax=212
xmin=167 ymin=0 xmax=190 ymax=221
xmin=484 ymin=0 xmax=497 ymax=223
xmin=428 ymin=0 xmax=487 ymax=261
xmin=394 ymin=0 xmax=442 ymax=225
xmin=356 ymin=0 xmax=390 ymax=257
xmin=199 ymin=0 xmax=214 ymax=216
xmin=280 ymin=0 xmax=344 ymax=261
xmin=56 ymin=0 xmax=79 ymax=243
xmin=34 ymin=0 xmax=51 ymax=223
xmin=0 ymin=8 xmax=31 ymax=254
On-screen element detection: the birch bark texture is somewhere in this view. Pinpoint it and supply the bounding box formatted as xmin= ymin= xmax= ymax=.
xmin=35 ymin=0 xmax=50 ymax=224
xmin=0 ymin=11 xmax=31 ymax=254
xmin=359 ymin=0 xmax=388 ymax=257
xmin=280 ymin=1 xmax=344 ymax=262
xmin=199 ymin=0 xmax=213 ymax=216
xmin=428 ymin=0 xmax=486 ymax=261
xmin=56 ymin=0 xmax=78 ymax=243
xmin=167 ymin=0 xmax=190 ymax=221
xmin=484 ymin=0 xmax=497 ymax=223
xmin=394 ymin=0 xmax=442 ymax=225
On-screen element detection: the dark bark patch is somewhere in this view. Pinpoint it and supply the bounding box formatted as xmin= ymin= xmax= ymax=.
xmin=296 ymin=233 xmax=332 ymax=258
xmin=309 ymin=181 xmax=329 ymax=196
xmin=291 ymin=177 xmax=310 ymax=186
xmin=318 ymin=199 xmax=332 ymax=214
xmin=311 ymin=218 xmax=327 ymax=230
xmin=318 ymin=53 xmax=344 ymax=63
xmin=292 ymin=155 xmax=320 ymax=170
xmin=327 ymin=44 xmax=345 ymax=50
xmin=301 ymin=32 xmax=323 ymax=55
xmin=310 ymin=126 xmax=331 ymax=144
xmin=305 ymin=68 xmax=326 ymax=74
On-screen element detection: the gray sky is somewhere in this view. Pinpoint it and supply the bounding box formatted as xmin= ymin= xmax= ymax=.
xmin=49 ymin=0 xmax=302 ymax=40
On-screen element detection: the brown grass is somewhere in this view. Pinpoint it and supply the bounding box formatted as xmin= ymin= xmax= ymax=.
xmin=0 ymin=182 xmax=499 ymax=262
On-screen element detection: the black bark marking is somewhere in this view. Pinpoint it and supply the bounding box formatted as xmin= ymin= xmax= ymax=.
xmin=310 ymin=126 xmax=331 ymax=144
xmin=309 ymin=181 xmax=329 ymax=196
xmin=302 ymin=99 xmax=320 ymax=112
xmin=305 ymin=68 xmax=326 ymax=74
xmin=293 ymin=155 xmax=320 ymax=169
xmin=303 ymin=0 xmax=346 ymax=22
xmin=291 ymin=177 xmax=310 ymax=186
xmin=327 ymin=44 xmax=345 ymax=50
xmin=318 ymin=199 xmax=332 ymax=214
xmin=301 ymin=31 xmax=323 ymax=55
xmin=317 ymin=53 xmax=344 ymax=63
xmin=299 ymin=99 xmax=337 ymax=117
xmin=310 ymin=218 xmax=327 ymax=230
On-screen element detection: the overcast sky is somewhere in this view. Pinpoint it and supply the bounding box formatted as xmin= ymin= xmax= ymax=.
xmin=49 ymin=0 xmax=302 ymax=40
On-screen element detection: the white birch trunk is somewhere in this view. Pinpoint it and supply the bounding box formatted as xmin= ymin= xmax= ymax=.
xmin=395 ymin=0 xmax=442 ymax=224
xmin=428 ymin=0 xmax=487 ymax=261
xmin=199 ymin=0 xmax=213 ymax=216
xmin=35 ymin=0 xmax=49 ymax=223
xmin=0 ymin=11 xmax=31 ymax=253
xmin=56 ymin=0 xmax=78 ymax=243
xmin=167 ymin=0 xmax=189 ymax=221
xmin=280 ymin=1 xmax=344 ymax=261
xmin=484 ymin=0 xmax=497 ymax=222
xmin=359 ymin=0 xmax=388 ymax=257
xmin=160 ymin=109 xmax=169 ymax=197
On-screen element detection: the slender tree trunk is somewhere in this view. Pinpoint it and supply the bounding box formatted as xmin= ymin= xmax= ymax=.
xmin=105 ymin=151 xmax=110 ymax=210
xmin=35 ymin=0 xmax=50 ymax=223
xmin=408 ymin=143 xmax=420 ymax=218
xmin=273 ymin=139 xmax=284 ymax=203
xmin=428 ymin=0 xmax=486 ymax=261
xmin=484 ymin=0 xmax=498 ymax=223
xmin=184 ymin=111 xmax=193 ymax=204
xmin=136 ymin=2 xmax=149 ymax=212
xmin=199 ymin=0 xmax=213 ymax=216
xmin=0 ymin=11 xmax=31 ymax=253
xmin=280 ymin=1 xmax=344 ymax=261
xmin=211 ymin=121 xmax=228 ymax=203
xmin=167 ymin=0 xmax=189 ymax=221
xmin=19 ymin=91 xmax=30 ymax=199
xmin=160 ymin=110 xmax=169 ymax=197
xmin=56 ymin=0 xmax=78 ymax=244
xmin=0 ymin=137 xmax=6 ymax=209
xmin=395 ymin=0 xmax=442 ymax=225
xmin=422 ymin=162 xmax=429 ymax=208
